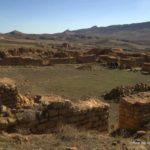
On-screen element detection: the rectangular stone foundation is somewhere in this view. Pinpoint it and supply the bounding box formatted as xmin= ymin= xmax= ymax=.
xmin=119 ymin=92 xmax=150 ymax=130
xmin=36 ymin=97 xmax=110 ymax=133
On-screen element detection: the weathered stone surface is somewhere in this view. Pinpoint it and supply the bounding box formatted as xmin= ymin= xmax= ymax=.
xmin=104 ymin=83 xmax=150 ymax=100
xmin=119 ymin=92 xmax=150 ymax=130
xmin=0 ymin=79 xmax=110 ymax=133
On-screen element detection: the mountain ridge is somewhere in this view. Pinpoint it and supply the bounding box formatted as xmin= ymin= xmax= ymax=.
xmin=2 ymin=21 xmax=150 ymax=43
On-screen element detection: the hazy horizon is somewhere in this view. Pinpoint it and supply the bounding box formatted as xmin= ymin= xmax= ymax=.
xmin=1 ymin=21 xmax=150 ymax=35
xmin=1 ymin=0 xmax=150 ymax=34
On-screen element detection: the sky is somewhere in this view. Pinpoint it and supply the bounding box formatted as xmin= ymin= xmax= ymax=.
xmin=0 ymin=0 xmax=150 ymax=34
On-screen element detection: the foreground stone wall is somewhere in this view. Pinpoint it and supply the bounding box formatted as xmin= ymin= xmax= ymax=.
xmin=119 ymin=92 xmax=150 ymax=130
xmin=0 ymin=79 xmax=109 ymax=133
xmin=0 ymin=78 xmax=33 ymax=108
xmin=34 ymin=97 xmax=109 ymax=133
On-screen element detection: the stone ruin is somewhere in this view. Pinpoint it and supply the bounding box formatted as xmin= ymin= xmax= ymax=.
xmin=0 ymin=47 xmax=149 ymax=72
xmin=0 ymin=56 xmax=43 ymax=66
xmin=76 ymin=55 xmax=96 ymax=63
xmin=0 ymin=79 xmax=109 ymax=134
xmin=104 ymin=83 xmax=150 ymax=101
xmin=119 ymin=92 xmax=150 ymax=130
xmin=76 ymin=64 xmax=92 ymax=71
xmin=142 ymin=63 xmax=150 ymax=73
xmin=0 ymin=78 xmax=149 ymax=134
xmin=0 ymin=78 xmax=33 ymax=108
xmin=32 ymin=97 xmax=109 ymax=133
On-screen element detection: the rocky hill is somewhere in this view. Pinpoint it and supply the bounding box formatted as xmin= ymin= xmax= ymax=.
xmin=2 ymin=21 xmax=150 ymax=50
xmin=3 ymin=22 xmax=150 ymax=40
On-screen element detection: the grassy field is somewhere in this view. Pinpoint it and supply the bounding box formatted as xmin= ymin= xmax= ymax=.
xmin=0 ymin=64 xmax=149 ymax=100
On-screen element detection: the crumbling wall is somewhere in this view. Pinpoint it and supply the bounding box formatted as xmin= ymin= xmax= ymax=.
xmin=0 ymin=80 xmax=109 ymax=133
xmin=0 ymin=79 xmax=21 ymax=108
xmin=97 ymin=55 xmax=109 ymax=63
xmin=144 ymin=55 xmax=150 ymax=62
xmin=104 ymin=83 xmax=150 ymax=100
xmin=49 ymin=57 xmax=76 ymax=64
xmin=33 ymin=97 xmax=109 ymax=133
xmin=76 ymin=55 xmax=96 ymax=63
xmin=85 ymin=48 xmax=113 ymax=56
xmin=127 ymin=53 xmax=144 ymax=57
xmin=119 ymin=58 xmax=137 ymax=69
xmin=131 ymin=57 xmax=145 ymax=67
xmin=0 ymin=57 xmax=43 ymax=66
xmin=119 ymin=92 xmax=150 ymax=130
xmin=66 ymin=50 xmax=80 ymax=58
xmin=0 ymin=78 xmax=33 ymax=108
xmin=76 ymin=64 xmax=92 ymax=71
xmin=115 ymin=52 xmax=128 ymax=58
xmin=0 ymin=48 xmax=149 ymax=68
xmin=142 ymin=63 xmax=150 ymax=73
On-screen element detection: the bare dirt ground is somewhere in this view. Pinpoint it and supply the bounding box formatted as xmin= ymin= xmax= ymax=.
xmin=0 ymin=127 xmax=149 ymax=150
xmin=0 ymin=132 xmax=131 ymax=150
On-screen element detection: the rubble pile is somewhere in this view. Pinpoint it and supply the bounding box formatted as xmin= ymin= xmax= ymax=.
xmin=104 ymin=83 xmax=150 ymax=100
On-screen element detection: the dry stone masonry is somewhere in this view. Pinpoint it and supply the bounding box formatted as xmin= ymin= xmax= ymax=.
xmin=36 ymin=97 xmax=109 ymax=133
xmin=0 ymin=47 xmax=149 ymax=72
xmin=119 ymin=92 xmax=150 ymax=130
xmin=104 ymin=83 xmax=150 ymax=101
xmin=0 ymin=79 xmax=109 ymax=134
xmin=0 ymin=78 xmax=33 ymax=108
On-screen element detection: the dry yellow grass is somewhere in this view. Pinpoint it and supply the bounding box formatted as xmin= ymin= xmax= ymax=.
xmin=77 ymin=98 xmax=109 ymax=109
xmin=0 ymin=77 xmax=16 ymax=87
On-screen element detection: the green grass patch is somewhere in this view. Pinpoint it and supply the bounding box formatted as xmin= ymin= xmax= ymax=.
xmin=0 ymin=64 xmax=149 ymax=100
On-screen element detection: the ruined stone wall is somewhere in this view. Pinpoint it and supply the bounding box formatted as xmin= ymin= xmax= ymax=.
xmin=119 ymin=58 xmax=137 ymax=69
xmin=130 ymin=57 xmax=145 ymax=67
xmin=66 ymin=50 xmax=80 ymax=57
xmin=119 ymin=92 xmax=150 ymax=130
xmin=76 ymin=55 xmax=96 ymax=63
xmin=145 ymin=55 xmax=150 ymax=62
xmin=1 ymin=97 xmax=109 ymax=133
xmin=0 ymin=57 xmax=43 ymax=66
xmin=142 ymin=63 xmax=150 ymax=72
xmin=104 ymin=83 xmax=150 ymax=100
xmin=0 ymin=80 xmax=109 ymax=133
xmin=0 ymin=79 xmax=33 ymax=108
xmin=0 ymin=47 xmax=149 ymax=67
xmin=116 ymin=52 xmax=129 ymax=58
xmin=0 ymin=79 xmax=19 ymax=108
xmin=97 ymin=55 xmax=109 ymax=63
xmin=49 ymin=57 xmax=76 ymax=64
xmin=33 ymin=98 xmax=109 ymax=133
xmin=85 ymin=48 xmax=113 ymax=56
xmin=106 ymin=56 xmax=118 ymax=64
xmin=127 ymin=53 xmax=145 ymax=57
